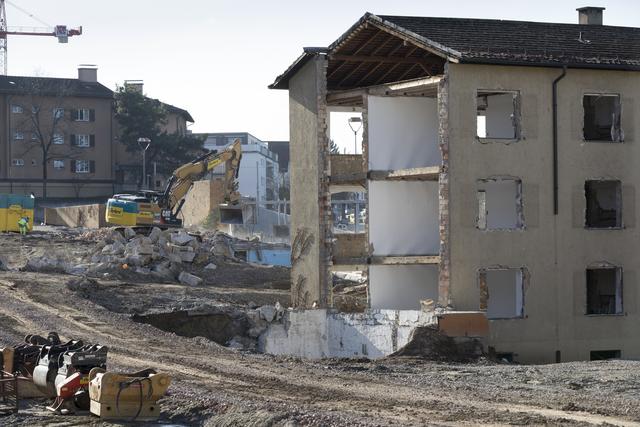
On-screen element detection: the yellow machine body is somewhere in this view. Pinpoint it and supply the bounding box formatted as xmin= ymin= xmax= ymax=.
xmin=89 ymin=370 xmax=171 ymax=421
xmin=0 ymin=194 xmax=35 ymax=232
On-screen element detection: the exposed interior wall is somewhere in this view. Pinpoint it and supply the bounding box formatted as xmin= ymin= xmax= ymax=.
xmin=367 ymin=96 xmax=439 ymax=170
xmin=369 ymin=181 xmax=439 ymax=255
xmin=369 ymin=265 xmax=439 ymax=310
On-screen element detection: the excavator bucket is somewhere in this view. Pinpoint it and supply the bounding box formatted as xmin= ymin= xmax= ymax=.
xmin=218 ymin=204 xmax=244 ymax=224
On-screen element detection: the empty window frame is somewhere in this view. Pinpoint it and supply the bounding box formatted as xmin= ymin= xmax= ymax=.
xmin=586 ymin=267 xmax=622 ymax=315
xmin=477 ymin=178 xmax=524 ymax=230
xmin=585 ymin=180 xmax=621 ymax=228
xmin=583 ymin=94 xmax=622 ymax=142
xmin=590 ymin=350 xmax=621 ymax=360
xmin=479 ymin=268 xmax=525 ymax=319
xmin=476 ymin=90 xmax=520 ymax=140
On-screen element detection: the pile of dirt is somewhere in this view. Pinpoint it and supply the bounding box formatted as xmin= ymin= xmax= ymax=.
xmin=390 ymin=326 xmax=484 ymax=362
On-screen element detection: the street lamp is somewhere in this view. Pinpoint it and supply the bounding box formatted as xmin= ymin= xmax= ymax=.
xmin=137 ymin=137 xmax=151 ymax=189
xmin=347 ymin=116 xmax=362 ymax=154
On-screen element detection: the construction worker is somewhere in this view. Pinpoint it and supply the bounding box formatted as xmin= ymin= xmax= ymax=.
xmin=18 ymin=216 xmax=29 ymax=235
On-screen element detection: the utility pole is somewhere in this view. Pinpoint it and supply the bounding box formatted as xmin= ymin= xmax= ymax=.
xmin=137 ymin=137 xmax=151 ymax=190
xmin=348 ymin=116 xmax=362 ymax=155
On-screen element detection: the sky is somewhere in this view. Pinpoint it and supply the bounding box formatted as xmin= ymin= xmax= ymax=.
xmin=6 ymin=0 xmax=640 ymax=153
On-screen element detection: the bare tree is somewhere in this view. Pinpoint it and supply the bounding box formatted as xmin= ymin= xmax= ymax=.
xmin=12 ymin=78 xmax=83 ymax=198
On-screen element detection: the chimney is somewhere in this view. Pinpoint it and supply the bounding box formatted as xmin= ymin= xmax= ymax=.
xmin=124 ymin=80 xmax=144 ymax=94
xmin=577 ymin=6 xmax=605 ymax=25
xmin=78 ymin=64 xmax=97 ymax=83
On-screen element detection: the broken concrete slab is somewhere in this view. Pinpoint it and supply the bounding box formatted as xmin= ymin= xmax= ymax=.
xmin=178 ymin=271 xmax=203 ymax=286
xmin=171 ymin=231 xmax=195 ymax=246
xmin=260 ymin=309 xmax=437 ymax=359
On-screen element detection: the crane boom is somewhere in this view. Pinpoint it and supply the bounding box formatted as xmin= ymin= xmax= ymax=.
xmin=0 ymin=0 xmax=82 ymax=75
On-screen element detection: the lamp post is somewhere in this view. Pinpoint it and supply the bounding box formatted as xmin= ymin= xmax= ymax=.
xmin=347 ymin=116 xmax=362 ymax=154
xmin=137 ymin=137 xmax=151 ymax=189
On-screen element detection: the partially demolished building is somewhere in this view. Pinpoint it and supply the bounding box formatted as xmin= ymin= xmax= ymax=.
xmin=268 ymin=7 xmax=640 ymax=363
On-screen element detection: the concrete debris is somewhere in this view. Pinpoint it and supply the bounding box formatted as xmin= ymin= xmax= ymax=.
xmin=178 ymin=271 xmax=203 ymax=286
xmin=124 ymin=227 xmax=137 ymax=240
xmin=171 ymin=231 xmax=195 ymax=246
xmin=24 ymin=227 xmax=237 ymax=284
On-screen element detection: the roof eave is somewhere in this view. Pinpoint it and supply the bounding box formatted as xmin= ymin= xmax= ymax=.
xmin=459 ymin=57 xmax=640 ymax=72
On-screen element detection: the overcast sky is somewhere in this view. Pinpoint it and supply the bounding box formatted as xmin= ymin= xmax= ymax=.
xmin=6 ymin=0 xmax=640 ymax=151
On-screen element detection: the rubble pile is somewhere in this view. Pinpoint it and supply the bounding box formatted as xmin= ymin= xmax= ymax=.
xmin=26 ymin=227 xmax=236 ymax=284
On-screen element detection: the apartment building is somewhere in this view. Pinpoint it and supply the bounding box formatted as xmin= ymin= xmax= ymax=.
xmin=200 ymin=132 xmax=280 ymax=203
xmin=0 ymin=66 xmax=115 ymax=197
xmin=271 ymin=7 xmax=640 ymax=362
xmin=0 ymin=68 xmax=194 ymax=197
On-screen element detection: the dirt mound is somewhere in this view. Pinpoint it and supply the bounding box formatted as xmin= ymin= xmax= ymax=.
xmin=390 ymin=326 xmax=483 ymax=362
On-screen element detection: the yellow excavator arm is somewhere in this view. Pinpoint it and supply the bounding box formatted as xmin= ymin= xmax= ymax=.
xmin=161 ymin=139 xmax=242 ymax=211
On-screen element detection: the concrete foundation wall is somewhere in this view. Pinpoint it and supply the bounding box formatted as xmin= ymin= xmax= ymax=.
xmin=261 ymin=309 xmax=437 ymax=359
xmin=447 ymin=63 xmax=640 ymax=363
xmin=44 ymin=204 xmax=106 ymax=228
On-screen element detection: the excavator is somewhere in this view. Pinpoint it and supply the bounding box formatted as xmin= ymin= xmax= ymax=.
xmin=105 ymin=139 xmax=243 ymax=228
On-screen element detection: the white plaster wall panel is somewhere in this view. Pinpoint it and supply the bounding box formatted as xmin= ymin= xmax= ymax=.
xmin=369 ymin=181 xmax=439 ymax=255
xmin=367 ymin=96 xmax=439 ymax=170
xmin=486 ymin=269 xmax=523 ymax=319
xmin=370 ymin=265 xmax=439 ymax=310
xmin=485 ymin=180 xmax=519 ymax=229
xmin=483 ymin=93 xmax=516 ymax=139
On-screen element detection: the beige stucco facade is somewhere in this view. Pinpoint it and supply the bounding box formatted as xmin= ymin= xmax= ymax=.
xmin=446 ymin=63 xmax=640 ymax=363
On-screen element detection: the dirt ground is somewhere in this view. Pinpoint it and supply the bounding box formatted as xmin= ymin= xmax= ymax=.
xmin=1 ymin=230 xmax=640 ymax=426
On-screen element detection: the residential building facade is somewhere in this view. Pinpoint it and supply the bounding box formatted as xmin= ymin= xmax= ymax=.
xmin=0 ymin=67 xmax=115 ymax=197
xmin=200 ymin=132 xmax=280 ymax=203
xmin=0 ymin=68 xmax=194 ymax=198
xmin=271 ymin=7 xmax=640 ymax=362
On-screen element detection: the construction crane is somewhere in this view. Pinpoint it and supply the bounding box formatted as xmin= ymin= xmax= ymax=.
xmin=0 ymin=0 xmax=82 ymax=75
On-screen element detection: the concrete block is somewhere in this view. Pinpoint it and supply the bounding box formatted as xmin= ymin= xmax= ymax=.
xmin=178 ymin=271 xmax=203 ymax=286
xmin=171 ymin=231 xmax=195 ymax=246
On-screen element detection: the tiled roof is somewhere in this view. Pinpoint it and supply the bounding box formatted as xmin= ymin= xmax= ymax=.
xmin=271 ymin=12 xmax=640 ymax=90
xmin=0 ymin=75 xmax=113 ymax=98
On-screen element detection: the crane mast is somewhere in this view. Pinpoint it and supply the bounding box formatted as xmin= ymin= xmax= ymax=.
xmin=0 ymin=0 xmax=82 ymax=75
